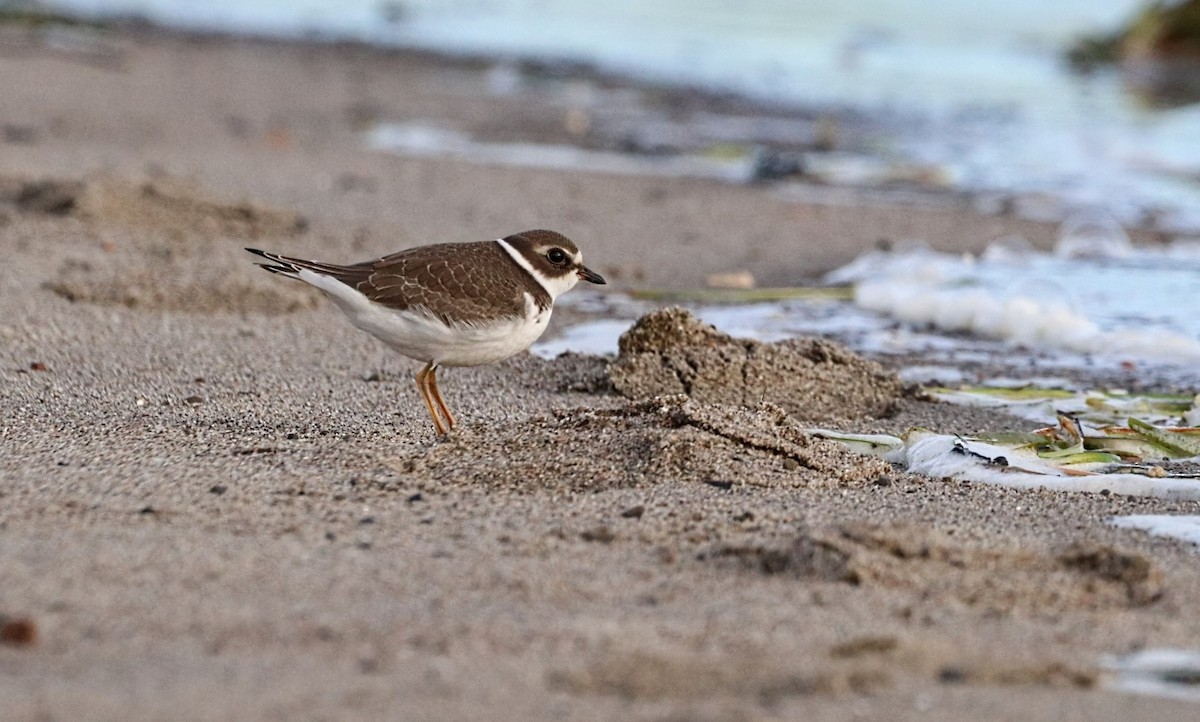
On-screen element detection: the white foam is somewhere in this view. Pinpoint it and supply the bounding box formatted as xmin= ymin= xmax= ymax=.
xmin=896 ymin=365 xmax=971 ymax=385
xmin=835 ymin=230 xmax=1200 ymax=364
xmin=1111 ymin=515 xmax=1200 ymax=547
xmin=1105 ymin=649 xmax=1200 ymax=702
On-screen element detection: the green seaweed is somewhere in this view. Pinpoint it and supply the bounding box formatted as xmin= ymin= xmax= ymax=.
xmin=973 ymin=431 xmax=1051 ymax=447
xmin=1084 ymin=435 xmax=1170 ymax=459
xmin=1044 ymin=451 xmax=1121 ymax=466
xmin=934 ymin=385 xmax=1075 ymax=401
xmin=1038 ymin=443 xmax=1086 ymax=459
xmin=1129 ymin=418 xmax=1200 ymax=457
xmin=807 ymin=429 xmax=902 ymax=458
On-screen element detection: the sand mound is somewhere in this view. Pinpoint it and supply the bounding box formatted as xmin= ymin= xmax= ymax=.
xmin=2 ymin=176 xmax=305 ymax=238
xmin=608 ymin=308 xmax=902 ymax=422
xmin=712 ymin=524 xmax=1162 ymax=613
xmin=44 ymin=267 xmax=317 ymax=314
xmin=5 ymin=175 xmax=318 ymax=314
xmin=73 ymin=179 xmax=307 ymax=239
xmin=394 ymin=396 xmax=893 ymax=493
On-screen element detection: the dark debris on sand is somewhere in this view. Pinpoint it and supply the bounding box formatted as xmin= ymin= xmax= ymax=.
xmin=709 ymin=523 xmax=1163 ymax=613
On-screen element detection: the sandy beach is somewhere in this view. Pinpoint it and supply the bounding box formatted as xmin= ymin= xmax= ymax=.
xmin=3 ymin=27 xmax=1200 ymax=720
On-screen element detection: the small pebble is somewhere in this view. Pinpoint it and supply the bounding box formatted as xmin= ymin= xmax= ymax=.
xmin=938 ymin=666 xmax=967 ymax=684
xmin=705 ymin=270 xmax=755 ymax=290
xmin=0 ymin=617 xmax=37 ymax=647
xmin=581 ymin=526 xmax=616 ymax=543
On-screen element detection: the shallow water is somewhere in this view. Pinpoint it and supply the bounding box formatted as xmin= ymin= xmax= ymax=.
xmin=49 ymin=0 xmax=1200 ymax=230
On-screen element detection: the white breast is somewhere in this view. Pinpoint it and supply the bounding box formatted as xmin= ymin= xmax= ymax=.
xmin=298 ymin=269 xmax=550 ymax=366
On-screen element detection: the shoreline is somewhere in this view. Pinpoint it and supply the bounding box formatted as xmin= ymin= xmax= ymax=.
xmin=15 ymin=6 xmax=1200 ymax=237
xmin=1 ymin=21 xmax=1169 ymax=293
xmin=8 ymin=15 xmax=1187 ymax=239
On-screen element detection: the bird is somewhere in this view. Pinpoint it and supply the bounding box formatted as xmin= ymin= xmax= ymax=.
xmin=246 ymin=229 xmax=606 ymax=436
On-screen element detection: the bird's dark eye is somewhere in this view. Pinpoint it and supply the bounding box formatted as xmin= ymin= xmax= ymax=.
xmin=546 ymin=248 xmax=568 ymax=265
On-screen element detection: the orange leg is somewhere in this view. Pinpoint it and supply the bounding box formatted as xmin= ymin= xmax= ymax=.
xmin=426 ymin=365 xmax=457 ymax=430
xmin=415 ymin=363 xmax=448 ymax=436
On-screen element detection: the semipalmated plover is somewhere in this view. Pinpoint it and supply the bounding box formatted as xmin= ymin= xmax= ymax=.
xmin=247 ymin=229 xmax=605 ymax=435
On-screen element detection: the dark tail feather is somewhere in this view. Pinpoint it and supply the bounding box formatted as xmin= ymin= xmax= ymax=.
xmin=245 ymin=248 xmax=303 ymax=278
xmin=254 ymin=263 xmax=298 ymax=275
xmin=245 ymin=247 xmax=361 ymax=280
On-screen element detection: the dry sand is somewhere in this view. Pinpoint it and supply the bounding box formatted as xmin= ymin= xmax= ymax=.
xmin=3 ymin=27 xmax=1200 ymax=721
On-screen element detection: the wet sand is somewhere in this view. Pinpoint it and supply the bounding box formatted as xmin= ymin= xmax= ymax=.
xmin=3 ymin=27 xmax=1200 ymax=720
